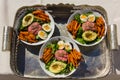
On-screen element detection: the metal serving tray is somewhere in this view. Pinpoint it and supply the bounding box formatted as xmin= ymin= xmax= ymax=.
xmin=10 ymin=4 xmax=111 ymax=79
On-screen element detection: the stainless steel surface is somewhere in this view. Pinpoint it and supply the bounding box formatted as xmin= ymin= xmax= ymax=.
xmin=2 ymin=26 xmax=12 ymax=51
xmin=0 ymin=74 xmax=120 ymax=80
xmin=107 ymin=24 xmax=119 ymax=50
xmin=10 ymin=5 xmax=112 ymax=79
xmin=21 ymin=34 xmax=111 ymax=79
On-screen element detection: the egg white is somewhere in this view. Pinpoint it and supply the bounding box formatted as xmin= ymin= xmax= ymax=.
xmin=42 ymin=23 xmax=51 ymax=32
xmin=88 ymin=14 xmax=95 ymax=22
xmin=38 ymin=30 xmax=47 ymax=40
xmin=57 ymin=40 xmax=65 ymax=49
xmin=80 ymin=14 xmax=88 ymax=22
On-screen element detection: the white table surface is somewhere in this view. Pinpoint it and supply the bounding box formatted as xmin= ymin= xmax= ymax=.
xmin=0 ymin=0 xmax=120 ymax=74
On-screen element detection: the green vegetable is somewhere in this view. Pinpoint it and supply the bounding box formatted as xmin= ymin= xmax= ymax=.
xmin=26 ymin=10 xmax=34 ymax=14
xmin=33 ymin=18 xmax=44 ymax=24
xmin=96 ymin=38 xmax=101 ymax=42
xmin=36 ymin=35 xmax=40 ymax=40
xmin=45 ymin=59 xmax=54 ymax=70
xmin=84 ymin=12 xmax=93 ymax=16
xmin=59 ymin=64 xmax=70 ymax=74
xmin=77 ymin=27 xmax=83 ymax=38
xmin=58 ymin=63 xmax=75 ymax=74
xmin=51 ymin=44 xmax=58 ymax=54
xmin=69 ymin=63 xmax=75 ymax=71
xmin=65 ymin=49 xmax=71 ymax=53
xmin=74 ymin=14 xmax=81 ymax=23
xmin=20 ymin=25 xmax=24 ymax=30
xmin=33 ymin=18 xmax=49 ymax=25
xmin=95 ymin=16 xmax=99 ymax=21
xmin=76 ymin=38 xmax=86 ymax=44
xmin=46 ymin=42 xmax=58 ymax=54
xmin=19 ymin=25 xmax=28 ymax=31
xmin=33 ymin=18 xmax=39 ymax=22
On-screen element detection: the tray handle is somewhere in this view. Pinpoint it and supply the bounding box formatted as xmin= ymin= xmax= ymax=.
xmin=107 ymin=24 xmax=119 ymax=50
xmin=2 ymin=26 xmax=13 ymax=51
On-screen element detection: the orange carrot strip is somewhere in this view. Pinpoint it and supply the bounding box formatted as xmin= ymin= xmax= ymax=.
xmin=73 ymin=49 xmax=82 ymax=59
xmin=18 ymin=36 xmax=26 ymax=41
xmin=70 ymin=54 xmax=76 ymax=67
xmin=32 ymin=10 xmax=44 ymax=14
xmin=46 ymin=55 xmax=53 ymax=63
xmin=20 ymin=31 xmax=29 ymax=35
xmin=100 ymin=26 xmax=105 ymax=37
xmin=44 ymin=54 xmax=52 ymax=63
xmin=68 ymin=55 xmax=70 ymax=64
xmin=97 ymin=26 xmax=101 ymax=37
xmin=70 ymin=51 xmax=74 ymax=59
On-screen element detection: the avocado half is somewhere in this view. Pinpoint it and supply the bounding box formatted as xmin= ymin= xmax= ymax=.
xmin=49 ymin=61 xmax=67 ymax=74
xmin=22 ymin=13 xmax=34 ymax=27
xmin=82 ymin=31 xmax=97 ymax=42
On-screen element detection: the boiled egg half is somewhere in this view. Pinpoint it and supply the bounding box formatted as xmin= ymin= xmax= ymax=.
xmin=64 ymin=42 xmax=72 ymax=50
xmin=88 ymin=14 xmax=95 ymax=22
xmin=38 ymin=30 xmax=47 ymax=40
xmin=42 ymin=23 xmax=51 ymax=32
xmin=80 ymin=14 xmax=88 ymax=22
xmin=57 ymin=40 xmax=65 ymax=49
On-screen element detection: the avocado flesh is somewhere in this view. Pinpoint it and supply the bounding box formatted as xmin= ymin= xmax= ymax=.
xmin=22 ymin=13 xmax=34 ymax=27
xmin=82 ymin=31 xmax=97 ymax=42
xmin=49 ymin=61 xmax=67 ymax=74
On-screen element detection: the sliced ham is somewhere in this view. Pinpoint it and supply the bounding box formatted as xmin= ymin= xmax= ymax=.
xmin=55 ymin=50 xmax=68 ymax=61
xmin=28 ymin=22 xmax=42 ymax=35
xmin=82 ymin=21 xmax=97 ymax=31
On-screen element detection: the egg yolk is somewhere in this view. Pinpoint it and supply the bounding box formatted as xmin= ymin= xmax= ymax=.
xmin=39 ymin=31 xmax=45 ymax=37
xmin=44 ymin=25 xmax=50 ymax=30
xmin=81 ymin=15 xmax=87 ymax=19
xmin=88 ymin=17 xmax=94 ymax=22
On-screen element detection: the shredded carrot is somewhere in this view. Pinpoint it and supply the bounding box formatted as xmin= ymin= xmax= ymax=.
xmin=32 ymin=10 xmax=50 ymax=22
xmin=18 ymin=31 xmax=37 ymax=43
xmin=67 ymin=20 xmax=81 ymax=38
xmin=97 ymin=26 xmax=101 ymax=38
xmin=68 ymin=49 xmax=82 ymax=67
xmin=20 ymin=31 xmax=29 ymax=35
xmin=41 ymin=48 xmax=53 ymax=63
xmin=67 ymin=55 xmax=70 ymax=64
xmin=100 ymin=26 xmax=105 ymax=37
xmin=96 ymin=17 xmax=104 ymax=26
xmin=95 ymin=16 xmax=106 ymax=38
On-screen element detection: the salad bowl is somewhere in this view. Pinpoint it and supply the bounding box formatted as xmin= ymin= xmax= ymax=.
xmin=66 ymin=10 xmax=107 ymax=46
xmin=16 ymin=9 xmax=55 ymax=46
xmin=39 ymin=36 xmax=83 ymax=77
